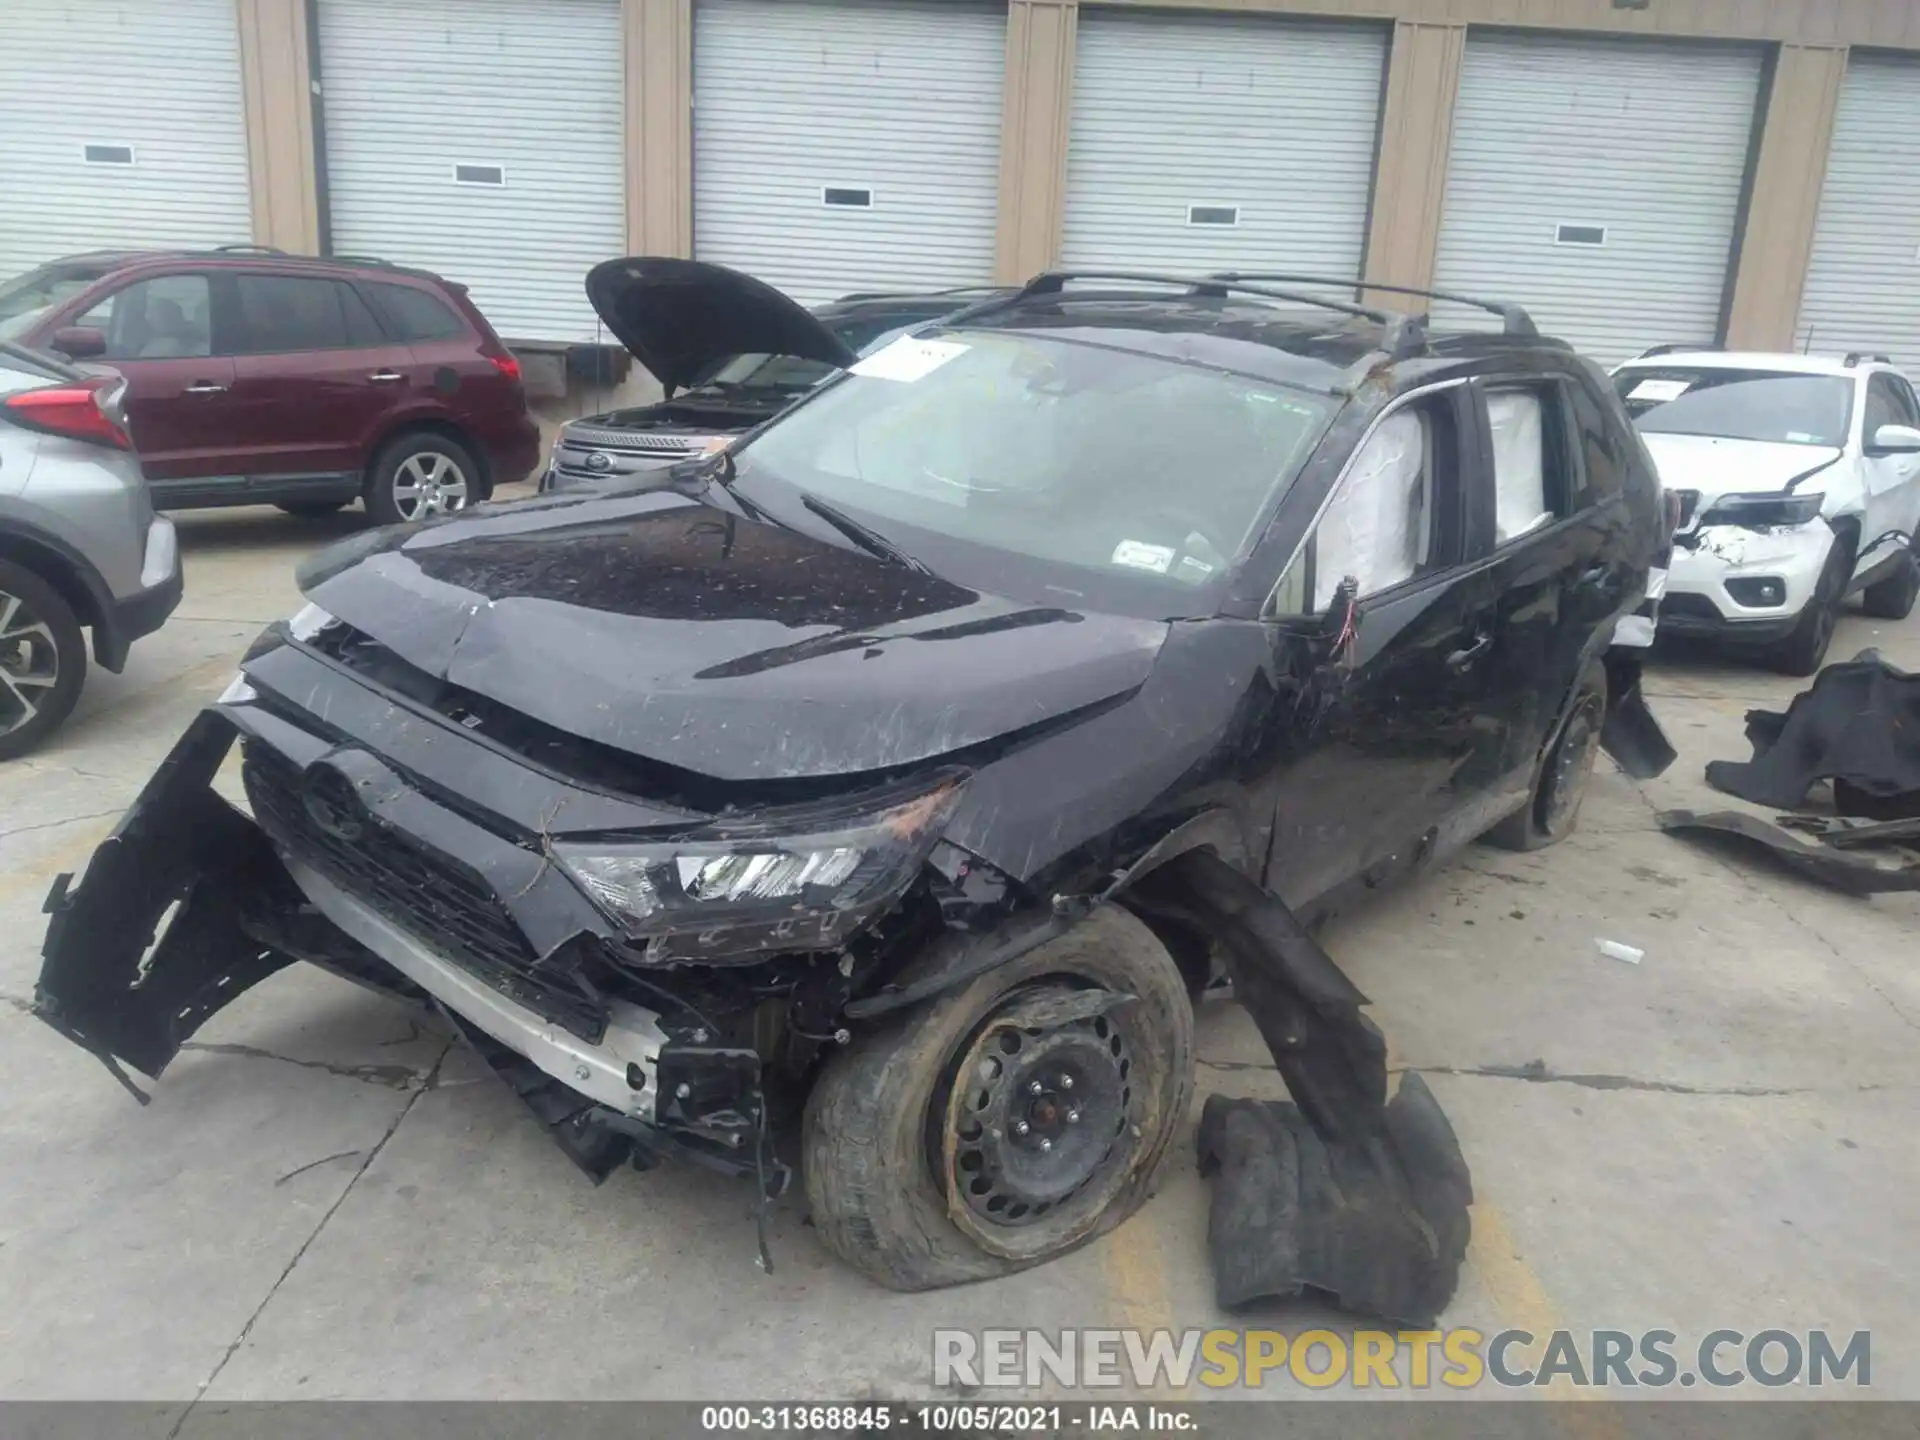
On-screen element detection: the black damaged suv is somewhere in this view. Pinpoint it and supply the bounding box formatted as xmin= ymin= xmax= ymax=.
xmin=37 ymin=267 xmax=1672 ymax=1292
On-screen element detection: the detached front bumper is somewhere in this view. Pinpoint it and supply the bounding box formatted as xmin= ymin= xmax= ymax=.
xmin=1660 ymin=520 xmax=1835 ymax=643
xmin=34 ymin=707 xmax=778 ymax=1187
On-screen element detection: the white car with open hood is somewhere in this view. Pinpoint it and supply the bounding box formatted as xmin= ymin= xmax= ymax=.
xmin=1611 ymin=349 xmax=1920 ymax=674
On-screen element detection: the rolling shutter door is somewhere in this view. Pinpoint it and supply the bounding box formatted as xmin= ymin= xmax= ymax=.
xmin=693 ymin=0 xmax=1006 ymax=306
xmin=1062 ymin=12 xmax=1387 ymax=277
xmin=1796 ymin=57 xmax=1920 ymax=369
xmin=1433 ymin=34 xmax=1763 ymax=365
xmin=0 ymin=0 xmax=251 ymax=275
xmin=317 ymin=0 xmax=626 ymax=342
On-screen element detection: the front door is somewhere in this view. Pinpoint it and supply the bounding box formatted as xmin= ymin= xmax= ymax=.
xmin=66 ymin=272 xmax=241 ymax=482
xmin=1859 ymin=371 xmax=1920 ymax=572
xmin=1260 ymin=383 xmax=1508 ymax=911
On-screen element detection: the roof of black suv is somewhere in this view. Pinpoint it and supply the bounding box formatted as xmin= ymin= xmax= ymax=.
xmin=933 ymin=271 xmax=1573 ymax=394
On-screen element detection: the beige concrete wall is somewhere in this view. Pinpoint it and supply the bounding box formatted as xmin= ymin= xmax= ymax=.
xmin=1362 ymin=21 xmax=1465 ymax=308
xmin=235 ymin=0 xmax=319 ymax=253
xmin=1087 ymin=0 xmax=1920 ymax=49
xmin=1724 ymin=44 xmax=1849 ymax=350
xmin=625 ymin=0 xmax=694 ymax=257
xmin=994 ymin=0 xmax=1079 ymax=282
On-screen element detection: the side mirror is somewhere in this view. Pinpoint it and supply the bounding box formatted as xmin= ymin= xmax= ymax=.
xmin=50 ymin=326 xmax=106 ymax=360
xmin=1867 ymin=423 xmax=1920 ymax=456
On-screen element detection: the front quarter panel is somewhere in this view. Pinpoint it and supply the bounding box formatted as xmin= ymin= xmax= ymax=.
xmin=943 ymin=619 xmax=1283 ymax=894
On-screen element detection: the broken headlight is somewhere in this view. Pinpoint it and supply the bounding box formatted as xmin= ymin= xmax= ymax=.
xmin=1697 ymin=491 xmax=1825 ymax=529
xmin=554 ymin=775 xmax=965 ymax=962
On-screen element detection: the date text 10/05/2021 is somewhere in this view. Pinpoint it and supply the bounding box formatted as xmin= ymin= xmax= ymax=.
xmin=701 ymin=1406 xmax=1194 ymax=1432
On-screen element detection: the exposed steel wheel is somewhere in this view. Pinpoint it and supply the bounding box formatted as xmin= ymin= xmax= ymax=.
xmin=804 ymin=905 xmax=1193 ymax=1290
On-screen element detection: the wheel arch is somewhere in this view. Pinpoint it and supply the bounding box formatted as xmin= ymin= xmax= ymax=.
xmin=363 ymin=416 xmax=492 ymax=492
xmin=0 ymin=524 xmax=121 ymax=669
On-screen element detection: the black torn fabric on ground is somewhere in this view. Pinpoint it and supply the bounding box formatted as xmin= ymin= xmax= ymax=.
xmin=1196 ymin=1074 xmax=1472 ymax=1326
xmin=1657 ymin=808 xmax=1920 ymax=896
xmin=1704 ymin=651 xmax=1920 ymax=818
xmin=1137 ymin=851 xmax=1474 ymax=1327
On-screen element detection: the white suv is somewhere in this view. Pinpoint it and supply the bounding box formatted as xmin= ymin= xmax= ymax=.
xmin=1610 ymin=349 xmax=1920 ymax=673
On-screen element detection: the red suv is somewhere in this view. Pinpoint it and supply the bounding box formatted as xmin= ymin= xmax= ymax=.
xmin=0 ymin=248 xmax=541 ymax=523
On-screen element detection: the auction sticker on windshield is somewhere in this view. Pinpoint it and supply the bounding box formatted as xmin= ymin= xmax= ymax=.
xmin=1112 ymin=540 xmax=1176 ymax=574
xmin=850 ymin=336 xmax=970 ymax=383
xmin=1628 ymin=377 xmax=1691 ymax=403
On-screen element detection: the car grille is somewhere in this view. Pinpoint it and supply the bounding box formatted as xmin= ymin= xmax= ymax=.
xmin=557 ymin=427 xmax=712 ymax=458
xmin=242 ymin=743 xmax=605 ymax=1039
xmin=1659 ymin=593 xmax=1721 ymax=622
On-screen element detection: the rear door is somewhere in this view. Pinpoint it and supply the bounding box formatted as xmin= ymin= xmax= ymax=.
xmin=1453 ymin=369 xmax=1627 ymax=809
xmin=1260 ymin=382 xmax=1508 ymax=910
xmin=224 ymin=271 xmax=403 ymax=483
xmin=358 ymin=278 xmax=503 ymax=427
xmin=65 ymin=271 xmax=239 ymax=482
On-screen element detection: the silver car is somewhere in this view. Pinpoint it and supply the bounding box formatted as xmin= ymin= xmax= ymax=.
xmin=0 ymin=340 xmax=181 ymax=757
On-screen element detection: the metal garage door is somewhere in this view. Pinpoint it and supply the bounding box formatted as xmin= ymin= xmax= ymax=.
xmin=1062 ymin=12 xmax=1386 ymax=278
xmin=1797 ymin=57 xmax=1920 ymax=369
xmin=0 ymin=0 xmax=251 ymax=276
xmin=1433 ymin=34 xmax=1763 ymax=364
xmin=317 ymin=0 xmax=626 ymax=342
xmin=693 ymin=0 xmax=1005 ymax=305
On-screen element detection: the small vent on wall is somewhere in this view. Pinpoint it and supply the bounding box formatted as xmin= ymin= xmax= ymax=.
xmin=454 ymin=163 xmax=507 ymax=187
xmin=1556 ymin=223 xmax=1607 ymax=247
xmin=83 ymin=144 xmax=135 ymax=166
xmin=1188 ymin=204 xmax=1240 ymax=227
xmin=823 ymin=186 xmax=873 ymax=209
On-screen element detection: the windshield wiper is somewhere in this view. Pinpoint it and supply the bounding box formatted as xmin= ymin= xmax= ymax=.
xmin=688 ymin=448 xmax=780 ymax=526
xmin=798 ymin=492 xmax=931 ymax=574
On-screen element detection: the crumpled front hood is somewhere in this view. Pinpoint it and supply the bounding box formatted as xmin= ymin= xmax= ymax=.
xmin=1638 ymin=432 xmax=1843 ymax=509
xmin=297 ymin=492 xmax=1169 ymax=783
xmin=585 ymin=256 xmax=856 ymax=393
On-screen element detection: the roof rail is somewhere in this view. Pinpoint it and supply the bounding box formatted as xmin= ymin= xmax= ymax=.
xmin=945 ymin=269 xmax=1434 ymax=359
xmin=1021 ymin=269 xmax=1393 ymax=322
xmin=1633 ymin=342 xmax=1718 ymax=359
xmin=1209 ymin=272 xmax=1537 ymax=338
xmin=326 ymin=252 xmax=403 ymax=269
xmin=211 ymin=243 xmax=288 ymax=256
xmin=834 ymin=285 xmax=1014 ymax=302
xmin=1844 ymin=351 xmax=1893 ymax=367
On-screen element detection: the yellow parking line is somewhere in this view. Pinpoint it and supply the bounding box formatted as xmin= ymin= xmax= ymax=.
xmin=1471 ymin=1200 xmax=1627 ymax=1436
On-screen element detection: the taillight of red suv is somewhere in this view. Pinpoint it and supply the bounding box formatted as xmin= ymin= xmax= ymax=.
xmin=2 ymin=375 xmax=132 ymax=449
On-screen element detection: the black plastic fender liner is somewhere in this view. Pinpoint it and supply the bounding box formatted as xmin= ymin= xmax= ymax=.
xmin=1657 ymin=808 xmax=1920 ymax=897
xmin=1141 ymin=850 xmax=1473 ymax=1325
xmin=1600 ymin=649 xmax=1677 ymax=780
xmin=1140 ymin=850 xmax=1386 ymax=1139
xmin=1197 ymin=1074 xmax=1472 ymax=1327
xmin=1705 ymin=651 xmax=1920 ymax=814
xmin=34 ymin=710 xmax=300 ymax=1090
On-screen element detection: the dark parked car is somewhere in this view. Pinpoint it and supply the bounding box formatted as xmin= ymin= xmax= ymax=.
xmin=0 ymin=247 xmax=540 ymax=523
xmin=36 ymin=268 xmax=1671 ymax=1290
xmin=541 ymin=260 xmax=1013 ymax=493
